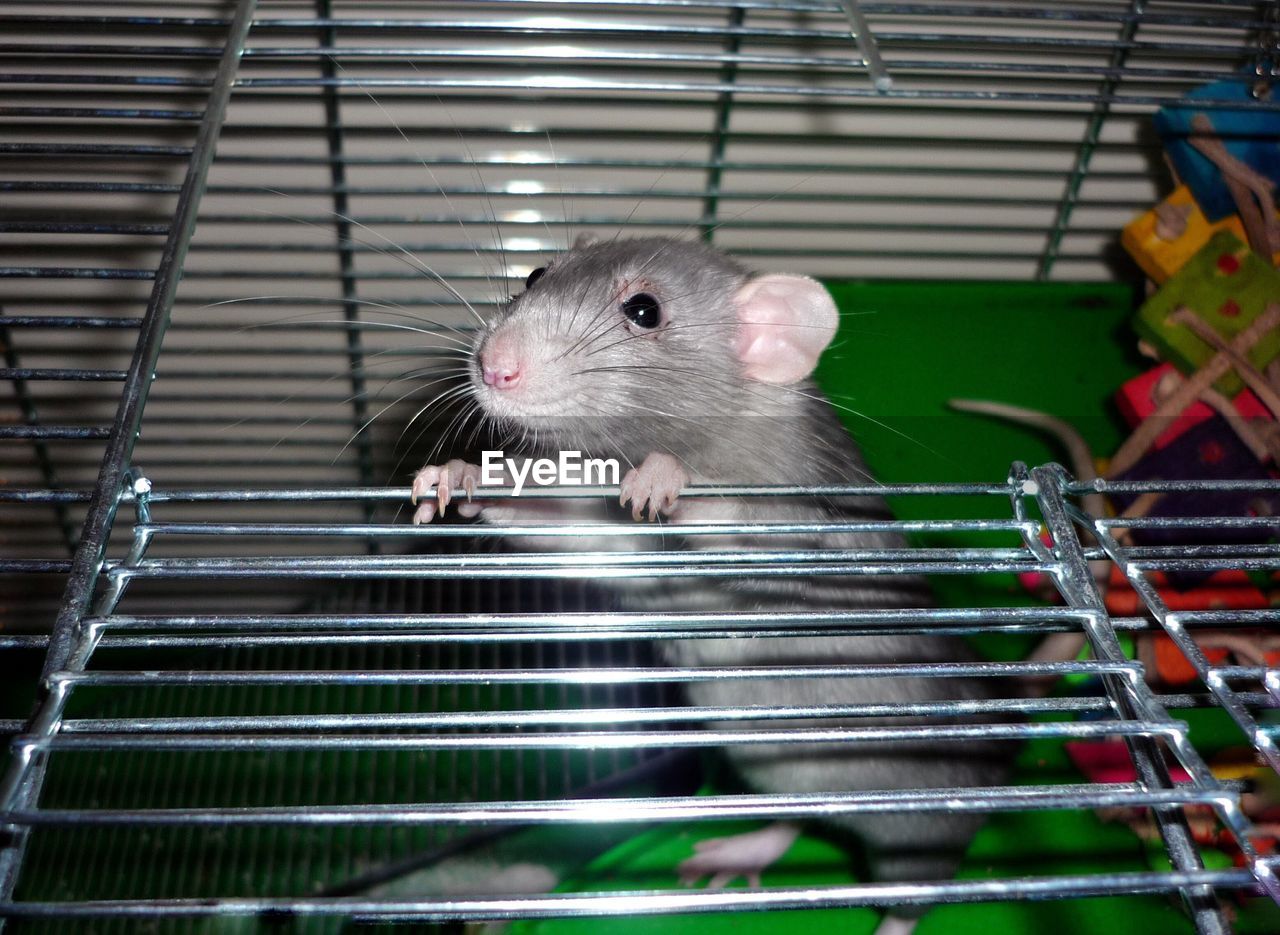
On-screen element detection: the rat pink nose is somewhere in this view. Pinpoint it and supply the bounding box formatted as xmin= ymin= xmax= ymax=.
xmin=481 ymin=361 xmax=521 ymax=389
xmin=480 ymin=333 xmax=524 ymax=390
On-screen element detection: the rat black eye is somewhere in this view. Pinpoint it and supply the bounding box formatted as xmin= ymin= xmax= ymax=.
xmin=621 ymin=292 xmax=661 ymax=329
xmin=525 ymin=266 xmax=546 ymax=289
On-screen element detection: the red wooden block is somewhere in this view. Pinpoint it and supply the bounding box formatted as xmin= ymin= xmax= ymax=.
xmin=1115 ymin=362 xmax=1272 ymax=450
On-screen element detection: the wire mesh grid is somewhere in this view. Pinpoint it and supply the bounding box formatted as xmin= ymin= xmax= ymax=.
xmin=1 ymin=1 xmax=1279 ymax=932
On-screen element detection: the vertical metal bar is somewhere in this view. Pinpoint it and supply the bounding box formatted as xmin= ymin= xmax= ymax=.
xmin=317 ymin=0 xmax=378 ymax=545
xmin=0 ymin=308 xmax=76 ymax=554
xmin=0 ymin=0 xmax=259 ymax=911
xmin=1029 ymin=466 xmax=1229 ymax=935
xmin=1088 ymin=517 xmax=1280 ymax=902
xmin=699 ymin=5 xmax=744 ymax=244
xmin=840 ymin=0 xmax=892 ymax=92
xmin=39 ymin=0 xmax=256 ymax=676
xmin=1037 ymin=0 xmax=1145 ymax=280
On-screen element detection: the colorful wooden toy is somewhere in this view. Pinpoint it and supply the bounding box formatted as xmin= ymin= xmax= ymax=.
xmin=1120 ymin=186 xmax=1277 ymax=284
xmin=1134 ymin=231 xmax=1280 ymax=397
xmin=1109 ymin=415 xmax=1279 ymax=587
xmin=1102 ymin=566 xmax=1272 ymax=617
xmin=1115 ymin=363 xmax=1271 ymax=451
xmin=1155 ymin=75 xmax=1280 ymax=223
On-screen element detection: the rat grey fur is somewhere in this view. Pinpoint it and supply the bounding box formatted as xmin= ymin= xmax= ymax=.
xmin=415 ymin=236 xmax=1012 ymax=911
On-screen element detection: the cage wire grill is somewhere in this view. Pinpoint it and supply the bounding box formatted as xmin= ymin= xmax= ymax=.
xmin=0 ymin=0 xmax=1279 ymax=932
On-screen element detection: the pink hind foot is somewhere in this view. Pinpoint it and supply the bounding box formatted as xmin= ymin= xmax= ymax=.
xmin=677 ymin=821 xmax=800 ymax=889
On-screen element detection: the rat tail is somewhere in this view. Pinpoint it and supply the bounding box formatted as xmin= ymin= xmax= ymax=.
xmin=948 ymin=399 xmax=1113 ymax=691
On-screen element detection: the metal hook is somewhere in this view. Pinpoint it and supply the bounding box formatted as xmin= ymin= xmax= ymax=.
xmin=1253 ymin=2 xmax=1279 ymax=100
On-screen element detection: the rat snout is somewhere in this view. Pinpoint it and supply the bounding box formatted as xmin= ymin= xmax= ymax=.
xmin=479 ymin=331 xmax=523 ymax=390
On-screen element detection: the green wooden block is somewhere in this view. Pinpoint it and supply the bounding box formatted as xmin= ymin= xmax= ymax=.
xmin=1134 ymin=230 xmax=1280 ymax=397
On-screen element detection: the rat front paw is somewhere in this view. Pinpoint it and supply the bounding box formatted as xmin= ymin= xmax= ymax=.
xmin=619 ymin=452 xmax=689 ymax=522
xmin=677 ymin=822 xmax=800 ymax=889
xmin=411 ymin=459 xmax=483 ymax=524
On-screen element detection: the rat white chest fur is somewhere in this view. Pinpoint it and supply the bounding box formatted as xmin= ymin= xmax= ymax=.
xmin=411 ymin=236 xmax=1010 ymax=931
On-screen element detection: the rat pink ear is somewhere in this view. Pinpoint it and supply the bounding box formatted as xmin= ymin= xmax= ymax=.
xmin=733 ymin=275 xmax=838 ymax=384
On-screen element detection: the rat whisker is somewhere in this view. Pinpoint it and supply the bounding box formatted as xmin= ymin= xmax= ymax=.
xmin=399 ymin=389 xmax=475 ymax=469
xmin=394 ymin=381 xmax=475 ymax=456
xmin=215 ymin=353 xmax=467 ymax=438
xmin=331 ymin=58 xmax=501 ymax=308
xmin=194 ymin=296 xmax=475 ymax=348
xmin=333 ymin=372 xmax=467 ymax=465
xmin=384 ymin=389 xmax=478 ymax=485
xmin=258 ymin=201 xmax=489 ymax=329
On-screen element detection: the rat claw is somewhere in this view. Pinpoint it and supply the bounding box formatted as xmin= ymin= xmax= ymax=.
xmin=619 ymin=453 xmax=688 ymax=523
xmin=410 ymin=465 xmax=439 ymax=507
xmin=436 ymin=468 xmax=453 ymax=513
xmin=410 ymin=460 xmax=483 ymax=522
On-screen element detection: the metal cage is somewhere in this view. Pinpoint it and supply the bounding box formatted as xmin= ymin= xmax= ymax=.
xmin=1 ymin=2 xmax=1278 ymax=933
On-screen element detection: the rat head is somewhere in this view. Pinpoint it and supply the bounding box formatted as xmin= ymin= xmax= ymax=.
xmin=470 ymin=236 xmax=838 ymax=453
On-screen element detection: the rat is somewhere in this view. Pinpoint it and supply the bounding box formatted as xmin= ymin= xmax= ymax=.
xmin=410 ymin=235 xmax=1013 ymax=934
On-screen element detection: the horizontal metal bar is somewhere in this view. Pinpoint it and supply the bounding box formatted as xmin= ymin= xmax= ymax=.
xmin=114 ymin=546 xmax=1042 ymax=567
xmin=85 ymin=607 xmax=1106 ymax=637
xmin=0 ymin=867 xmax=1262 ymax=919
xmin=172 ymin=149 xmax=1208 ymax=176
xmin=51 ymin=660 xmax=1139 ymax=688
xmin=7 ymin=43 xmax=1249 ymax=85
xmin=0 ymin=269 xmax=154 ymax=281
xmin=1206 ymin=665 xmax=1270 ymax=681
xmin=1122 ymin=544 xmax=1280 ymax=561
xmin=0 ymin=316 xmax=143 ymax=329
xmin=120 ymin=482 xmax=1015 ymax=502
xmin=136 ymin=519 xmax=1031 ymax=538
xmin=1 ymin=5 xmax=1271 ymax=31
xmin=0 ymin=426 xmax=109 ymax=440
xmin=1101 ymin=515 xmax=1280 ymax=530
xmin=0 ymin=490 xmax=93 ymax=503
xmin=22 ymin=219 xmax=1122 ymax=242
xmin=0 ymin=560 xmax=73 ymax=574
xmin=164 ymin=254 xmax=1106 ymax=278
xmin=82 ymin=625 xmax=1257 ymax=651
xmin=108 ymin=558 xmax=1048 ymax=581
xmin=0 ymin=142 xmax=191 ymax=157
xmin=10 ymin=719 xmax=1172 ymax=753
xmin=0 ymin=369 xmax=126 ymax=381
xmin=0 ymin=180 xmax=1155 ymax=211
xmin=13 ymin=70 xmax=1258 ymax=111
xmin=135 ymin=212 xmax=1117 ymax=233
xmin=0 ymin=73 xmax=209 ymax=89
xmin=0 ymin=635 xmax=48 ymax=650
xmin=0 ymin=222 xmax=168 ymax=235
xmin=49 ymin=697 xmax=1134 ymax=734
xmin=226 ymin=75 xmax=1280 ymax=111
xmin=0 ymin=105 xmax=200 ymax=120
xmin=1172 ymin=609 xmax=1280 ymax=625
xmin=2 ymin=783 xmax=1235 ymax=829
xmin=1130 ymin=558 xmax=1280 ymax=573
xmin=79 ymin=608 xmax=1122 ymax=629
xmin=1076 ymin=478 xmax=1280 ymax=494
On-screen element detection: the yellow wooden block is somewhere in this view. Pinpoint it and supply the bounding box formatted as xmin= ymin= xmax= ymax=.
xmin=1121 ymin=185 xmax=1277 ymax=283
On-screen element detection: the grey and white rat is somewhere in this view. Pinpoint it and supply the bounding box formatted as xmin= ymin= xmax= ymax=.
xmin=411 ymin=235 xmax=1012 ymax=933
